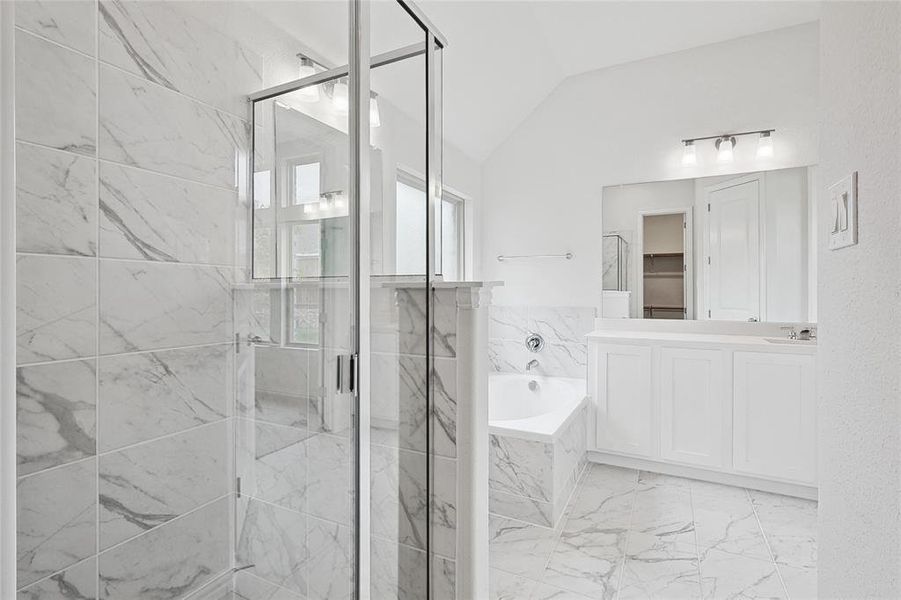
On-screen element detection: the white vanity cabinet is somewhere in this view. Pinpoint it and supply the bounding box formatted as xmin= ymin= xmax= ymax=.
xmin=589 ymin=332 xmax=817 ymax=491
xmin=732 ymin=351 xmax=816 ymax=483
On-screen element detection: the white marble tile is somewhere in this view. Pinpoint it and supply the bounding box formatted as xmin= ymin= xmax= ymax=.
xmin=99 ymin=65 xmax=248 ymax=189
xmin=16 ymin=143 xmax=97 ymax=256
xmin=395 ymin=288 xmax=455 ymax=358
xmin=490 ymin=488 xmax=555 ymax=528
xmin=749 ymin=491 xmax=817 ymax=569
xmin=232 ymin=571 xmax=306 ymax=600
xmin=17 ymin=459 xmax=97 ymax=588
xmin=777 ymin=564 xmax=816 ymax=600
xmin=630 ymin=482 xmax=696 ymax=546
xmin=540 ymin=527 xmax=625 ymax=599
xmin=489 ymin=305 xmax=530 ymax=341
xmin=693 ymin=491 xmax=771 ymax=561
xmin=16 ymin=30 xmax=95 ymax=156
xmin=17 ymin=359 xmax=96 ymax=476
xmin=306 ymin=517 xmax=352 ymax=600
xmin=395 ymin=450 xmax=457 ymax=559
xmin=254 ymin=346 xmax=312 ymax=401
xmin=490 ymin=434 xmax=554 ymax=502
xmin=99 ymin=497 xmax=229 ymax=599
xmin=98 ymin=0 xmax=261 ymax=116
xmin=562 ymin=480 xmax=634 ymax=537
xmin=99 ymin=261 xmax=232 ymax=354
xmin=432 ymin=357 xmax=458 ymax=458
xmin=488 ymin=515 xmax=558 ymax=578
xmin=699 ymin=550 xmax=786 ymax=600
xmin=98 ymin=421 xmax=229 ymax=549
xmin=235 ymin=498 xmax=308 ymax=597
xmin=530 ymin=582 xmax=597 ymax=600
xmin=16 ymin=255 xmax=96 ymax=365
xmin=16 ymin=556 xmax=97 ymax=600
xmin=619 ymin=549 xmax=700 ymax=600
xmin=370 ymin=444 xmax=400 ymax=541
xmin=15 ymin=0 xmax=96 ymax=55
xmin=531 ymin=306 xmax=596 ymax=345
xmin=580 ymin=463 xmax=639 ymax=492
xmin=370 ymin=536 xmax=427 ymax=600
xmin=99 ymin=163 xmax=237 ymax=264
xmin=488 ymin=339 xmax=531 ymax=374
xmin=236 ymin=419 xmax=311 ymax=512
xmin=490 ymin=568 xmax=537 ymax=600
xmin=305 ymin=433 xmax=353 ymax=525
xmin=431 ymin=555 xmax=456 ymax=600
xmin=540 ymin=342 xmax=588 ymax=378
xmin=97 ymin=344 xmax=230 ymax=451
xmin=554 ymin=409 xmax=587 ymax=497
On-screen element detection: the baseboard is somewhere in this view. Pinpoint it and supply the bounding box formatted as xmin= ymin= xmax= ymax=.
xmin=587 ymin=450 xmax=818 ymax=501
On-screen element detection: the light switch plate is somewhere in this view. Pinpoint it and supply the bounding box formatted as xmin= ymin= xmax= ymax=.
xmin=828 ymin=171 xmax=857 ymax=250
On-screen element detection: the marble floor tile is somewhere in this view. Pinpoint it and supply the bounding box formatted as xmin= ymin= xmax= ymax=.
xmin=749 ymin=491 xmax=817 ymax=570
xmin=489 ymin=515 xmax=558 ymax=578
xmin=237 ymin=419 xmax=311 ymax=512
xmin=306 ymin=518 xmax=352 ymax=600
xmin=235 ymin=498 xmax=308 ymax=597
xmin=531 ymin=582 xmax=597 ymax=600
xmin=619 ymin=550 xmax=701 ymax=600
xmin=490 ymin=568 xmax=537 ymax=600
xmin=16 ymin=359 xmax=96 ymax=476
xmin=777 ymin=564 xmax=817 ymax=600
xmin=699 ymin=550 xmax=786 ymax=600
xmin=693 ymin=492 xmax=771 ymax=561
xmin=541 ymin=529 xmax=625 ymax=599
xmin=16 ymin=142 xmax=97 ymax=257
xmin=17 ymin=459 xmax=97 ymax=588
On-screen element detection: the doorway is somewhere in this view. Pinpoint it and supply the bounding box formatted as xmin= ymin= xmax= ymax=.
xmin=637 ymin=209 xmax=692 ymax=319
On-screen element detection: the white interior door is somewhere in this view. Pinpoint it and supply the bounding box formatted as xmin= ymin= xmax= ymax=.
xmin=707 ymin=179 xmax=761 ymax=321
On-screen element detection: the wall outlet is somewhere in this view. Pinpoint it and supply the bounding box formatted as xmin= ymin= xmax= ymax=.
xmin=828 ymin=171 xmax=858 ymax=250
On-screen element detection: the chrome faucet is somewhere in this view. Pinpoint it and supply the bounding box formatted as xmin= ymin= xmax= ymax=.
xmin=779 ymin=326 xmax=798 ymax=340
xmin=526 ymin=359 xmax=540 ymax=372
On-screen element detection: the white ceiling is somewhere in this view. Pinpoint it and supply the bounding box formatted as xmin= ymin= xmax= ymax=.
xmin=258 ymin=1 xmax=821 ymax=162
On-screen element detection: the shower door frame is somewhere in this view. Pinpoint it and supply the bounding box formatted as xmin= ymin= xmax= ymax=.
xmin=246 ymin=1 xmax=447 ymax=597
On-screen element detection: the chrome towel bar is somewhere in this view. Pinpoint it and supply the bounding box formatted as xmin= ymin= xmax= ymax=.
xmin=496 ymin=252 xmax=573 ymax=262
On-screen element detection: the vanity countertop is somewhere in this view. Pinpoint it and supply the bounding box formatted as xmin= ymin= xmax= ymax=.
xmin=586 ymin=329 xmax=817 ymax=354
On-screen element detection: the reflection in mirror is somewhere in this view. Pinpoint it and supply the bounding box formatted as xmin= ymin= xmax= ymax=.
xmin=602 ymin=166 xmax=816 ymax=323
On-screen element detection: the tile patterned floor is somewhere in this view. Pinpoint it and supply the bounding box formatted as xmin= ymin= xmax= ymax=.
xmin=489 ymin=463 xmax=817 ymax=600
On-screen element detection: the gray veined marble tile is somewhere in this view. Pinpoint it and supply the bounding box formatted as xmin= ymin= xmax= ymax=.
xmin=15 ymin=30 xmax=95 ymax=156
xmin=488 ymin=305 xmax=531 ymax=341
xmin=17 ymin=459 xmax=97 ymax=588
xmin=630 ymin=483 xmax=696 ymax=546
xmin=540 ymin=526 xmax=625 ymax=600
xmin=432 ymin=357 xmax=458 ymax=458
xmin=530 ymin=582 xmax=596 ymax=600
xmin=98 ymin=344 xmax=230 ymax=451
xmin=370 ymin=535 xmax=427 ymax=600
xmin=693 ymin=492 xmax=771 ymax=561
xmin=236 ymin=419 xmax=311 ymax=512
xmin=777 ymin=564 xmax=816 ymax=600
xmin=99 ymin=496 xmax=229 ymax=600
xmin=699 ymin=550 xmax=786 ymax=600
xmin=99 ymin=162 xmax=237 ymax=265
xmin=16 ymin=143 xmax=97 ymax=256
xmin=16 ymin=556 xmax=97 ymax=600
xmin=489 ymin=568 xmax=537 ymax=600
xmin=16 ymin=255 xmax=97 ymax=365
xmin=396 ymin=289 xmax=455 ymax=358
xmin=396 ymin=450 xmax=457 ymax=559
xmin=306 ymin=517 xmax=352 ymax=600
xmin=99 ymin=260 xmax=232 ymax=354
xmin=531 ymin=306 xmax=596 ymax=345
xmin=17 ymin=359 xmax=96 ymax=476
xmin=749 ymin=491 xmax=817 ymax=570
xmin=618 ymin=548 xmax=700 ymax=600
xmin=15 ymin=0 xmax=96 ymax=56
xmin=231 ymin=570 xmax=306 ymax=600
xmin=489 ymin=434 xmax=554 ymax=502
xmin=99 ymin=65 xmax=249 ymax=189
xmin=488 ymin=515 xmax=558 ymax=579
xmin=98 ymin=0 xmax=262 ymax=117
xmin=370 ymin=444 xmax=400 ymax=541
xmin=488 ymin=339 xmax=531 ymax=374
xmin=490 ymin=488 xmax=555 ymax=528
xmin=99 ymin=421 xmax=229 ymax=550
xmin=431 ymin=555 xmax=456 ymax=600
xmin=305 ymin=433 xmax=353 ymax=525
xmin=236 ymin=498 xmax=309 ymax=597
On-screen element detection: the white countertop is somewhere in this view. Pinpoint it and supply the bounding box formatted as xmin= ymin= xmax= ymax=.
xmin=587 ymin=330 xmax=817 ymax=354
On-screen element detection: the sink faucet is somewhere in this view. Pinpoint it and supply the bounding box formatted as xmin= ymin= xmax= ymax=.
xmin=526 ymin=359 xmax=539 ymax=372
xmin=780 ymin=326 xmax=798 ymax=340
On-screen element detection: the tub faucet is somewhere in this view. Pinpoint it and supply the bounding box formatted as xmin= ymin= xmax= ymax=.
xmin=526 ymin=359 xmax=539 ymax=372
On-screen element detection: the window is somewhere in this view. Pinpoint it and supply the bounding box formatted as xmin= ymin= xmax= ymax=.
xmin=395 ymin=172 xmax=465 ymax=280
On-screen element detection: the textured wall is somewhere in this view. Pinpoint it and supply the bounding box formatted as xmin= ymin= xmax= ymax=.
xmin=13 ymin=1 xmax=254 ymax=597
xmin=817 ymin=2 xmax=901 ymax=597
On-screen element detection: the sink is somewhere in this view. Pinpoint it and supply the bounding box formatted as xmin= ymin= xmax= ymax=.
xmin=764 ymin=337 xmax=817 ymax=345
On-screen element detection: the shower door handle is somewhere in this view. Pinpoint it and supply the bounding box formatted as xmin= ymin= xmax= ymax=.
xmin=336 ymin=353 xmax=357 ymax=395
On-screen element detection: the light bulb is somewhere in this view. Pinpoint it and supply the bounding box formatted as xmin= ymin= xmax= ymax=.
xmin=681 ymin=141 xmax=697 ymax=166
xmin=296 ymin=57 xmax=319 ymax=102
xmin=332 ymin=81 xmax=349 ymax=114
xmin=756 ymin=131 xmax=774 ymax=159
xmin=716 ymin=137 xmax=735 ymax=163
xmin=369 ymin=94 xmax=381 ymax=128
xmin=303 ymin=204 xmax=315 ymax=215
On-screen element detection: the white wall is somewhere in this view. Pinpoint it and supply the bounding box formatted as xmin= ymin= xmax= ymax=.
xmin=481 ymin=22 xmax=819 ymax=308
xmin=817 ymin=3 xmax=901 ymax=597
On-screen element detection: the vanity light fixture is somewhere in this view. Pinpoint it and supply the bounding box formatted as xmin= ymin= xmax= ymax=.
xmin=680 ymin=129 xmax=775 ymax=166
xmin=756 ymin=131 xmax=774 ymax=158
xmin=332 ymin=79 xmax=349 ymax=113
xmin=681 ymin=140 xmax=697 ymax=166
xmin=296 ymin=54 xmax=320 ymax=102
xmin=715 ymin=136 xmax=736 ymax=163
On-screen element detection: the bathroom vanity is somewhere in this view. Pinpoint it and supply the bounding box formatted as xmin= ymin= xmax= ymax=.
xmin=587 ymin=330 xmax=817 ymax=496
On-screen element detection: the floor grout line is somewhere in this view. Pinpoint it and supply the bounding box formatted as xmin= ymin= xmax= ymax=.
xmin=748 ymin=487 xmax=793 ymax=598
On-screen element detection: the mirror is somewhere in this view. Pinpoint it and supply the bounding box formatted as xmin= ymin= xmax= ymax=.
xmin=602 ymin=166 xmax=815 ymax=322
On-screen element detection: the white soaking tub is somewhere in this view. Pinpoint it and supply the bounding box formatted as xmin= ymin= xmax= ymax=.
xmin=487 ymin=373 xmax=588 ymax=527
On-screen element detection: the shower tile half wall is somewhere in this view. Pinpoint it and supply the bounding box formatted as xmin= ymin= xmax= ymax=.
xmin=488 ymin=306 xmax=596 ymax=377
xmin=13 ymin=0 xmax=259 ymax=597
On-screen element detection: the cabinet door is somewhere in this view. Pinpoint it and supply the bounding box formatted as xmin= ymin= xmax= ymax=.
xmin=595 ymin=344 xmax=653 ymax=457
xmin=659 ymin=347 xmax=725 ymax=468
xmin=733 ymin=351 xmax=816 ymax=483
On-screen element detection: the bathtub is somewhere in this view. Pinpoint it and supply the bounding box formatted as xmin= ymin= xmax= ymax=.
xmin=487 ymin=373 xmax=588 ymax=527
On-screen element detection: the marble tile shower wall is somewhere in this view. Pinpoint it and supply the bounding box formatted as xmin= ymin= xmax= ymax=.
xmin=488 ymin=306 xmax=596 ymax=377
xmin=14 ymin=1 xmax=259 ymax=598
